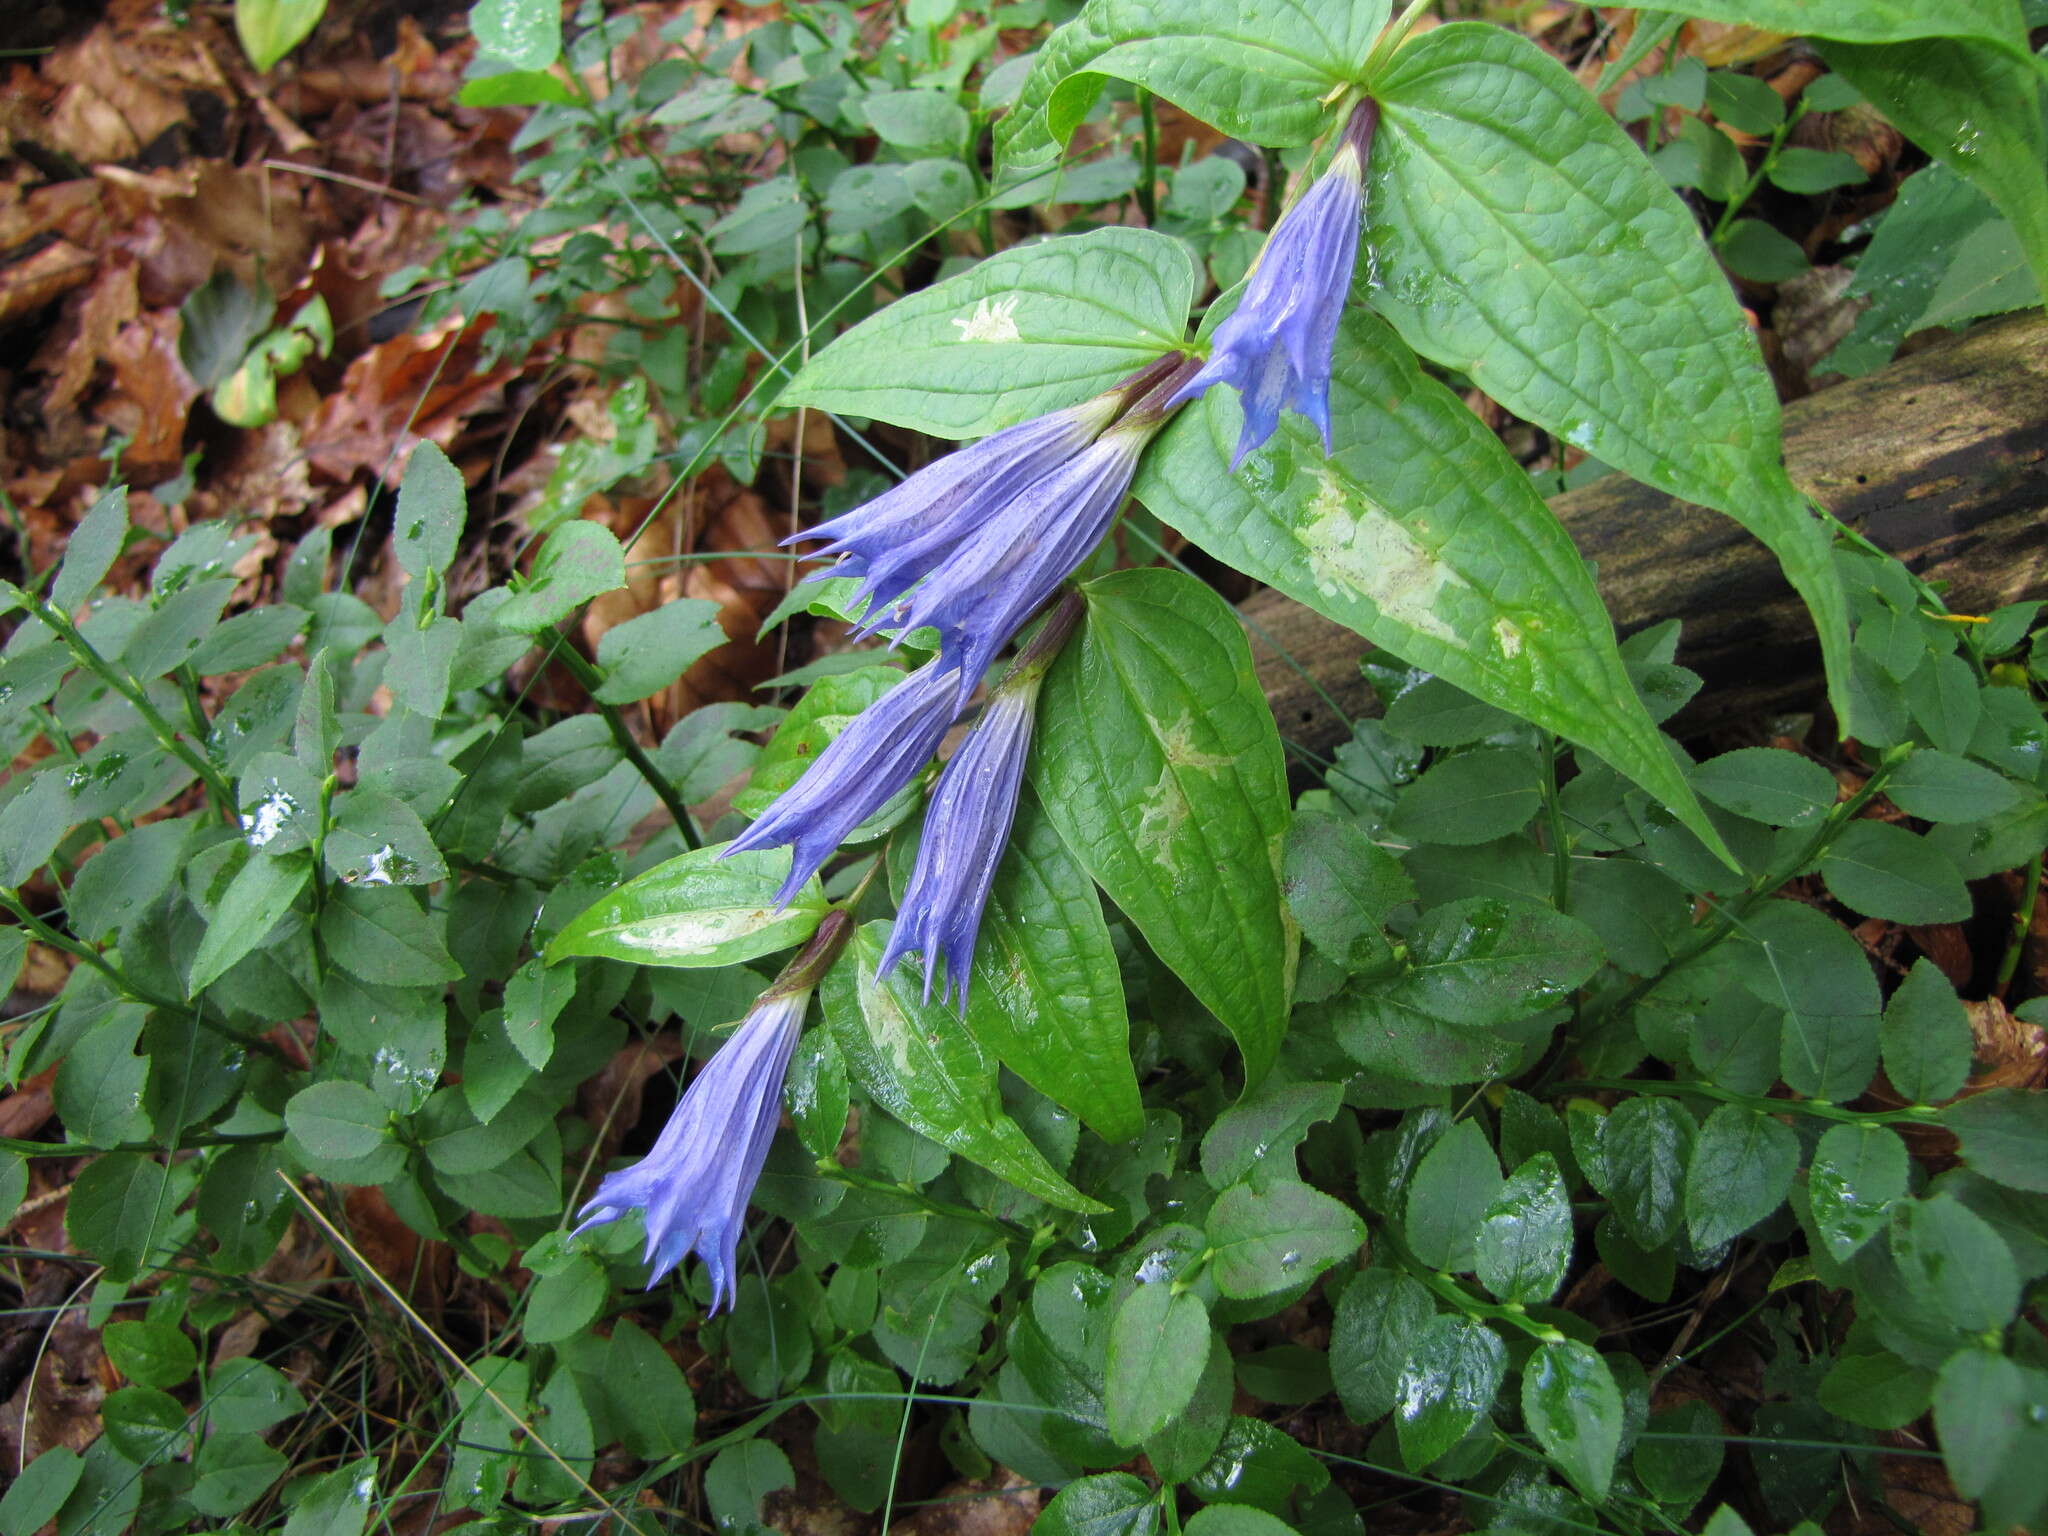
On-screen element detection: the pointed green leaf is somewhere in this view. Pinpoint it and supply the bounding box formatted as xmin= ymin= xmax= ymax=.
xmin=1523 ymin=1340 xmax=1624 ymax=1501
xmin=1808 ymin=1122 xmax=1909 ymax=1261
xmin=1105 ymin=1283 xmax=1211 ymax=1445
xmin=1365 ymin=23 xmax=1850 ymax=728
xmin=1136 ymin=306 xmax=1729 ymax=858
xmin=780 ymin=227 xmax=1194 ymax=437
xmin=822 ymin=923 xmax=1106 ymax=1214
xmin=1033 ymin=568 xmax=1293 ymax=1082
xmin=1683 ymin=1104 xmax=1798 ymax=1250
xmin=1394 ymin=1314 xmax=1506 ymax=1469
xmin=1476 ymin=1152 xmax=1573 ymax=1304
xmin=548 ymin=842 xmax=827 ymax=969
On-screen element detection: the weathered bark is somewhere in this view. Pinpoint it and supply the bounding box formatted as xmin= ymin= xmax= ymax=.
xmin=1243 ymin=311 xmax=2048 ymax=750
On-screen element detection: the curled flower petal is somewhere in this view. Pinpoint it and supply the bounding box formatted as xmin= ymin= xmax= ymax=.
xmin=573 ymin=987 xmax=808 ymax=1311
xmin=1169 ymin=103 xmax=1375 ymax=467
xmin=724 ymin=657 xmax=963 ymax=900
xmin=862 ymin=425 xmax=1148 ymax=703
xmin=878 ymin=674 xmax=1042 ymax=1009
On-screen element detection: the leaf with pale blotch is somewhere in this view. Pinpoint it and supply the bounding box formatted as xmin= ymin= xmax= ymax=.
xmin=1136 ymin=304 xmax=1729 ymax=862
xmin=547 ymin=843 xmax=826 ymax=969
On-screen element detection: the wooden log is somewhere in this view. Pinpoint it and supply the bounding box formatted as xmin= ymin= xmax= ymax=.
xmin=1243 ymin=311 xmax=2048 ymax=750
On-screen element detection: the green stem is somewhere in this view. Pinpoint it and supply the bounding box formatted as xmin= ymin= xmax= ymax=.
xmin=1 ymin=1129 xmax=283 ymax=1157
xmin=0 ymin=888 xmax=288 ymax=1062
xmin=1996 ymin=848 xmax=2042 ymax=991
xmin=1539 ymin=734 xmax=1571 ymax=914
xmin=818 ymin=1161 xmax=1019 ymax=1236
xmin=1594 ymin=744 xmax=1908 ymax=1026
xmin=1384 ymin=1232 xmax=1565 ymax=1342
xmin=549 ymin=630 xmax=701 ymax=850
xmin=1554 ymin=1076 xmax=1943 ymax=1125
xmin=1136 ymin=89 xmax=1159 ymax=225
xmin=1711 ymin=104 xmax=1806 ymax=243
xmin=29 ymin=598 xmax=235 ymax=811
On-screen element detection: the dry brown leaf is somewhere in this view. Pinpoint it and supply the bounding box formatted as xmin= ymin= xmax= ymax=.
xmin=0 ymin=238 xmax=96 ymax=326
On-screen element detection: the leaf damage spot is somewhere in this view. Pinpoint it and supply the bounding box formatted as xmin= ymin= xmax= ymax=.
xmin=951 ymin=295 xmax=1022 ymax=343
xmin=1298 ymin=469 xmax=1466 ymax=647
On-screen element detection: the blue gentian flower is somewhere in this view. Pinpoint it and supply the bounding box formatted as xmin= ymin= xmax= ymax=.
xmin=786 ymin=355 xmax=1190 ymax=700
xmin=1169 ymin=100 xmax=1379 ymax=467
xmin=724 ymin=656 xmax=963 ymax=902
xmin=877 ymin=597 xmax=1080 ymax=1007
xmin=572 ymin=914 xmax=848 ymax=1310
xmin=791 ymin=396 xmax=1120 ymax=626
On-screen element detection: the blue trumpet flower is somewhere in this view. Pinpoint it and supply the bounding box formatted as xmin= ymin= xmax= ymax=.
xmin=877 ymin=618 xmax=1066 ymax=1008
xmin=724 ymin=656 xmax=963 ymax=902
xmin=571 ymin=915 xmax=848 ymax=1311
xmin=1169 ymin=100 xmax=1379 ymax=467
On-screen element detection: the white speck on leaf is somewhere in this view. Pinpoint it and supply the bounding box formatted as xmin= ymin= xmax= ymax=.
xmin=951 ymin=295 xmax=1021 ymax=342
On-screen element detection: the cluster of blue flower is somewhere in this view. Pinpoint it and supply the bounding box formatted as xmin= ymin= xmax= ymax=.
xmin=574 ymin=100 xmax=1377 ymax=1303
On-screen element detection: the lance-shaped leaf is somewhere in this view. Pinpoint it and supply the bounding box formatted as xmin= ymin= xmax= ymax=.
xmin=547 ymin=843 xmax=827 ymax=968
xmin=1821 ymin=36 xmax=2048 ymax=303
xmin=822 ymin=923 xmax=1107 ymax=1214
xmin=1633 ymin=0 xmax=2033 ymax=57
xmin=995 ymin=0 xmax=1390 ymax=170
xmin=1362 ymin=23 xmax=1850 ymax=730
xmin=777 ymin=227 xmax=1194 ymax=438
xmin=1136 ymin=305 xmax=1728 ymax=858
xmin=889 ymin=793 xmax=1142 ymax=1143
xmin=1032 ymin=568 xmax=1294 ymax=1083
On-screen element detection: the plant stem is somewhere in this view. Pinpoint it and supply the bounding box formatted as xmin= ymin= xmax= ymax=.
xmin=1137 ymin=89 xmax=1159 ymax=225
xmin=548 ymin=629 xmax=702 ymax=850
xmin=29 ymin=597 xmax=235 ymax=812
xmin=1539 ymin=734 xmax=1572 ymax=913
xmin=1996 ymin=848 xmax=2042 ymax=991
xmin=1553 ymin=1076 xmax=1943 ymax=1125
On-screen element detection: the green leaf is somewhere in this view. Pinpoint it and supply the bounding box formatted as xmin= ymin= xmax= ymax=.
xmin=1394 ymin=748 xmax=1542 ymax=845
xmin=1808 ymin=1122 xmax=1909 ymax=1261
xmin=1834 ymin=165 xmax=2002 ymax=375
xmin=823 ymin=923 xmax=1106 ymax=1214
xmin=1524 ymin=1340 xmax=1623 ymax=1501
xmin=1282 ymin=808 xmax=1412 ymax=972
xmin=1404 ymin=1117 xmax=1503 ymax=1273
xmin=1768 ymin=146 xmax=1869 ymax=194
xmin=190 ymin=603 xmax=308 ymax=673
xmin=1394 ymin=1314 xmax=1507 ymax=1470
xmin=1207 ymin=1179 xmax=1365 ymax=1298
xmin=102 ymin=1320 xmax=196 ymax=1390
xmin=1634 ymin=1399 xmax=1724 ymax=1511
xmin=995 ymin=0 xmax=1389 ymax=168
xmin=1819 ymin=1349 xmax=1935 ymax=1430
xmin=1641 ymin=0 xmax=2028 ymax=52
xmin=781 ymin=228 xmax=1192 ymax=437
xmin=1932 ymin=1349 xmax=2025 ymax=1497
xmin=1200 ymin=1080 xmax=1342 ymax=1189
xmin=235 ymin=0 xmax=325 ymax=71
xmin=203 ymin=1358 xmax=307 ymax=1434
xmin=605 ymin=1320 xmax=695 ymax=1460
xmin=501 ymin=959 xmax=573 ymax=1071
xmin=1717 ymin=218 xmax=1809 ymax=282
xmin=1475 ymin=1152 xmax=1572 ymax=1304
xmin=456 ymin=66 xmax=579 ymax=106
xmin=524 ymin=1253 xmax=607 ymax=1344
xmin=493 ymin=521 xmax=627 ymax=633
xmin=1593 ymin=1096 xmax=1695 ymax=1248
xmin=1036 ymin=1473 xmax=1159 ymax=1536
xmin=861 ymin=88 xmax=970 ymax=154
xmin=1331 ymin=1267 xmax=1437 ymax=1424
xmin=705 ymin=1442 xmax=794 ymax=1536
xmin=892 ymin=792 xmax=1142 ymax=1142
xmin=1742 ymin=899 xmax=1881 ymax=1101
xmin=326 ymin=790 xmax=447 ymax=889
xmin=281 ymin=1456 xmax=378 ymax=1536
xmin=188 ymin=1433 xmax=288 ymax=1518
xmin=1183 ymin=1509 xmax=1301 ymax=1536
xmin=286 ymin=1081 xmax=403 ymax=1181
xmin=1885 ymin=748 xmax=2025 ymax=823
xmin=1691 ymin=748 xmax=1837 ymax=827
xmin=1684 ymin=1104 xmax=1798 ymax=1249
xmin=1944 ymin=1088 xmax=2048 ymax=1193
xmin=593 ymin=599 xmax=727 ymax=704
xmin=1880 ymin=958 xmax=1973 ymax=1105
xmin=52 ymin=486 xmax=128 ymax=610
xmin=1394 ymin=895 xmax=1604 ymax=1026
xmin=1321 ymin=988 xmax=1518 ymax=1086
xmin=237 ymin=751 xmax=322 ymax=857
xmin=0 ymin=1448 xmax=82 ymax=1536
xmin=1819 ymin=819 xmax=1972 ymax=924
xmin=1891 ymin=1194 xmax=2021 ymax=1332
xmin=65 ymin=1153 xmax=171 ymax=1281
xmin=1033 ymin=568 xmax=1292 ymax=1082
xmin=102 ymin=1384 xmax=188 ymax=1463
xmin=53 ymin=1008 xmax=150 ymax=1148
xmin=1366 ymin=22 xmax=1851 ymax=728
xmin=394 ymin=441 xmax=466 ymax=582
xmin=1105 ymin=1283 xmax=1211 ymax=1445
xmin=321 ymin=887 xmax=462 ymax=986
xmin=468 ymin=0 xmax=560 ymax=70
xmin=1822 ymin=36 xmax=2048 ymax=301
xmin=1137 ymin=305 xmax=1726 ymax=855
xmin=548 ymin=842 xmax=826 ymax=968
xmin=1918 ymin=218 xmax=2037 ymax=327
